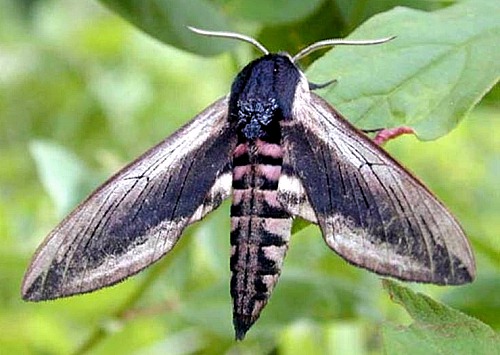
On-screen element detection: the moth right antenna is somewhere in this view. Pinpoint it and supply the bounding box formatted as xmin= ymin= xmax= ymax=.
xmin=188 ymin=26 xmax=269 ymax=55
xmin=292 ymin=36 xmax=396 ymax=63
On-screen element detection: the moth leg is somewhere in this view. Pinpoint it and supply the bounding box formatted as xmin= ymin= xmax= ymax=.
xmin=308 ymin=79 xmax=337 ymax=90
xmin=363 ymin=126 xmax=415 ymax=146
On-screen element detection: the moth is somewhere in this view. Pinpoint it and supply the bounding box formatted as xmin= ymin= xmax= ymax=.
xmin=22 ymin=27 xmax=475 ymax=340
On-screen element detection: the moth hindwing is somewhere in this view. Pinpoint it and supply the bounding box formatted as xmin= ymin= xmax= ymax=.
xmin=22 ymin=30 xmax=475 ymax=341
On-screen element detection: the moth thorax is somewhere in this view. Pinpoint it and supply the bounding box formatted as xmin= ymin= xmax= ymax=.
xmin=236 ymin=97 xmax=280 ymax=141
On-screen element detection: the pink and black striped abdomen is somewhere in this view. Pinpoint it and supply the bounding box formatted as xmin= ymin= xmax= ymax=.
xmin=230 ymin=139 xmax=292 ymax=339
xmin=227 ymin=53 xmax=301 ymax=339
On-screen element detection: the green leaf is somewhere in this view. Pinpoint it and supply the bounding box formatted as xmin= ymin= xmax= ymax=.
xmin=29 ymin=140 xmax=98 ymax=217
xmin=307 ymin=0 xmax=500 ymax=139
xmin=333 ymin=0 xmax=453 ymax=32
xmin=98 ymin=0 xmax=233 ymax=55
xmin=382 ymin=279 xmax=500 ymax=355
xmin=219 ymin=0 xmax=323 ymax=24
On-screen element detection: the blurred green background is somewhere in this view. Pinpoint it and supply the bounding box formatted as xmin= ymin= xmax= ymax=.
xmin=0 ymin=0 xmax=498 ymax=354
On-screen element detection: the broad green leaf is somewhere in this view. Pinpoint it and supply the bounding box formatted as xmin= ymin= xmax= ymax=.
xmin=29 ymin=140 xmax=99 ymax=217
xmin=218 ymin=0 xmax=323 ymax=24
xmin=333 ymin=0 xmax=453 ymax=31
xmin=307 ymin=0 xmax=500 ymax=139
xmin=382 ymin=280 xmax=499 ymax=355
xmin=98 ymin=0 xmax=233 ymax=55
xmin=257 ymin=0 xmax=452 ymax=54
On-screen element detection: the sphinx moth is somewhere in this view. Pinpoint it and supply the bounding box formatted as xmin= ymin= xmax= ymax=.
xmin=22 ymin=28 xmax=475 ymax=340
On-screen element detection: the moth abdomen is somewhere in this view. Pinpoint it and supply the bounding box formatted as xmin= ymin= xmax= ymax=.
xmin=227 ymin=52 xmax=301 ymax=340
xmin=230 ymin=135 xmax=292 ymax=339
xmin=229 ymin=216 xmax=291 ymax=340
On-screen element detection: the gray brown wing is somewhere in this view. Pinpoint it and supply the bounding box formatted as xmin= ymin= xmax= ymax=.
xmin=278 ymin=92 xmax=475 ymax=285
xmin=22 ymin=97 xmax=235 ymax=301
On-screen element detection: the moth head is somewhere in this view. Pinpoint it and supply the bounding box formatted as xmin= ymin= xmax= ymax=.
xmin=189 ymin=27 xmax=395 ymax=131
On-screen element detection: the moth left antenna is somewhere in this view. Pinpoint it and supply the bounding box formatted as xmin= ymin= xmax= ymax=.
xmin=292 ymin=36 xmax=396 ymax=63
xmin=188 ymin=26 xmax=269 ymax=55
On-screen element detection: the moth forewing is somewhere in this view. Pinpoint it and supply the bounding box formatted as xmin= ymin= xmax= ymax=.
xmin=22 ymin=98 xmax=235 ymax=301
xmin=283 ymin=90 xmax=475 ymax=285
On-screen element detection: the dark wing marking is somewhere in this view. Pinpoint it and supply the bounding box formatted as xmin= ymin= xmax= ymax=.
xmin=279 ymin=92 xmax=475 ymax=285
xmin=22 ymin=98 xmax=235 ymax=301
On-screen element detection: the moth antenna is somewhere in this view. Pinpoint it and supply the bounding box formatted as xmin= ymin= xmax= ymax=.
xmin=292 ymin=36 xmax=396 ymax=63
xmin=188 ymin=26 xmax=269 ymax=55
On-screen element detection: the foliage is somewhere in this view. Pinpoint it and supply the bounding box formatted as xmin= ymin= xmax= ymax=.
xmin=0 ymin=0 xmax=498 ymax=354
xmin=382 ymin=280 xmax=499 ymax=355
xmin=308 ymin=0 xmax=500 ymax=139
